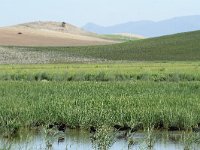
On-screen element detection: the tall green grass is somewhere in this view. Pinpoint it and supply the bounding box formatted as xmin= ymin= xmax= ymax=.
xmin=0 ymin=81 xmax=200 ymax=132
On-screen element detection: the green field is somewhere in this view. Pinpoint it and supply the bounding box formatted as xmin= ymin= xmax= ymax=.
xmin=0 ymin=30 xmax=200 ymax=137
xmin=0 ymin=62 xmax=200 ymax=81
xmin=95 ymin=34 xmax=141 ymax=42
xmin=2 ymin=31 xmax=200 ymax=63
xmin=1 ymin=81 xmax=200 ymax=132
xmin=1 ymin=30 xmax=200 ymax=64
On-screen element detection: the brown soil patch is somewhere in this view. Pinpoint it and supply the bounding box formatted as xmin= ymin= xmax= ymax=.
xmin=0 ymin=22 xmax=117 ymax=46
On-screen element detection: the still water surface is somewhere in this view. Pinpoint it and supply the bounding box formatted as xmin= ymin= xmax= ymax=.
xmin=0 ymin=128 xmax=200 ymax=150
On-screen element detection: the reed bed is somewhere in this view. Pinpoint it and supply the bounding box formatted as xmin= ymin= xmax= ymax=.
xmin=0 ymin=81 xmax=200 ymax=132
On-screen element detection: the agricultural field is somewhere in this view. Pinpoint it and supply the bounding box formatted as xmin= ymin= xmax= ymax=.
xmin=1 ymin=30 xmax=200 ymax=65
xmin=1 ymin=81 xmax=200 ymax=131
xmin=0 ymin=62 xmax=200 ymax=82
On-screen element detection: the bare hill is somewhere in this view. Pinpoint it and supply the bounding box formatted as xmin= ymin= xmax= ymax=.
xmin=16 ymin=21 xmax=94 ymax=36
xmin=0 ymin=21 xmax=117 ymax=46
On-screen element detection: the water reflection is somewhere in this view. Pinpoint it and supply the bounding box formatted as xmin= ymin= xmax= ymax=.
xmin=0 ymin=128 xmax=200 ymax=150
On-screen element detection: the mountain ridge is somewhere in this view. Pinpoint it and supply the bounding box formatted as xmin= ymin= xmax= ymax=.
xmin=83 ymin=15 xmax=200 ymax=37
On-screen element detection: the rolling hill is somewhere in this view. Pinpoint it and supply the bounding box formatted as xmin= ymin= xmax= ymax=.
xmin=1 ymin=30 xmax=200 ymax=64
xmin=83 ymin=15 xmax=200 ymax=37
xmin=0 ymin=21 xmax=118 ymax=46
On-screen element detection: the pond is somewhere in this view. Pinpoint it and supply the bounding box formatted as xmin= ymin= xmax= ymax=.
xmin=0 ymin=128 xmax=200 ymax=150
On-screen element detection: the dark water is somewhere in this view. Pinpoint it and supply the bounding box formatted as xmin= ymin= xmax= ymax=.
xmin=0 ymin=128 xmax=200 ymax=150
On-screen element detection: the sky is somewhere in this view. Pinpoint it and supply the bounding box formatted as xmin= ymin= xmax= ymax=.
xmin=1 ymin=0 xmax=200 ymax=27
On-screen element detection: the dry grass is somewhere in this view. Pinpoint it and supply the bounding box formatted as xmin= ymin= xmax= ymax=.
xmin=0 ymin=22 xmax=117 ymax=46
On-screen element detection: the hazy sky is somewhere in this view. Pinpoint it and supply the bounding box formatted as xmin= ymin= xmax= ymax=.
xmin=1 ymin=0 xmax=200 ymax=27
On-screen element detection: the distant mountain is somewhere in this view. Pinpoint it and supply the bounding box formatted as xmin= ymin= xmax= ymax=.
xmin=83 ymin=15 xmax=200 ymax=37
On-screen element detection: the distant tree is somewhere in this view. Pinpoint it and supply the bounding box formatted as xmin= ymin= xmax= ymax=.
xmin=62 ymin=22 xmax=66 ymax=28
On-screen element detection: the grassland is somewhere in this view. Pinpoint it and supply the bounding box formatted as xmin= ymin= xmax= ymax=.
xmin=95 ymin=34 xmax=141 ymax=42
xmin=0 ymin=62 xmax=200 ymax=81
xmin=0 ymin=61 xmax=200 ymax=134
xmin=0 ymin=81 xmax=200 ymax=132
xmin=1 ymin=30 xmax=200 ymax=65
xmin=3 ymin=30 xmax=198 ymax=62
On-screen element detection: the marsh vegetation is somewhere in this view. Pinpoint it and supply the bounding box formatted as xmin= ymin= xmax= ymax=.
xmin=1 ymin=30 xmax=200 ymax=149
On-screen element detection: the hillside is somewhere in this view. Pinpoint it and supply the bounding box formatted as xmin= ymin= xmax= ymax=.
xmin=95 ymin=33 xmax=145 ymax=42
xmin=1 ymin=30 xmax=200 ymax=64
xmin=83 ymin=15 xmax=200 ymax=37
xmin=17 ymin=21 xmax=93 ymax=36
xmin=0 ymin=21 xmax=117 ymax=46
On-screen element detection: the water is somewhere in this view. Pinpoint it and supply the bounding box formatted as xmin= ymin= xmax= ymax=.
xmin=0 ymin=128 xmax=200 ymax=150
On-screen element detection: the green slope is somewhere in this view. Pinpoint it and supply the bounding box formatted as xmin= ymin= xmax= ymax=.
xmin=5 ymin=30 xmax=200 ymax=61
xmin=95 ymin=34 xmax=142 ymax=42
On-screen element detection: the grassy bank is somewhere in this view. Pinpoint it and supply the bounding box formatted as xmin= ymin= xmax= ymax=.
xmin=0 ymin=81 xmax=200 ymax=132
xmin=0 ymin=62 xmax=200 ymax=81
